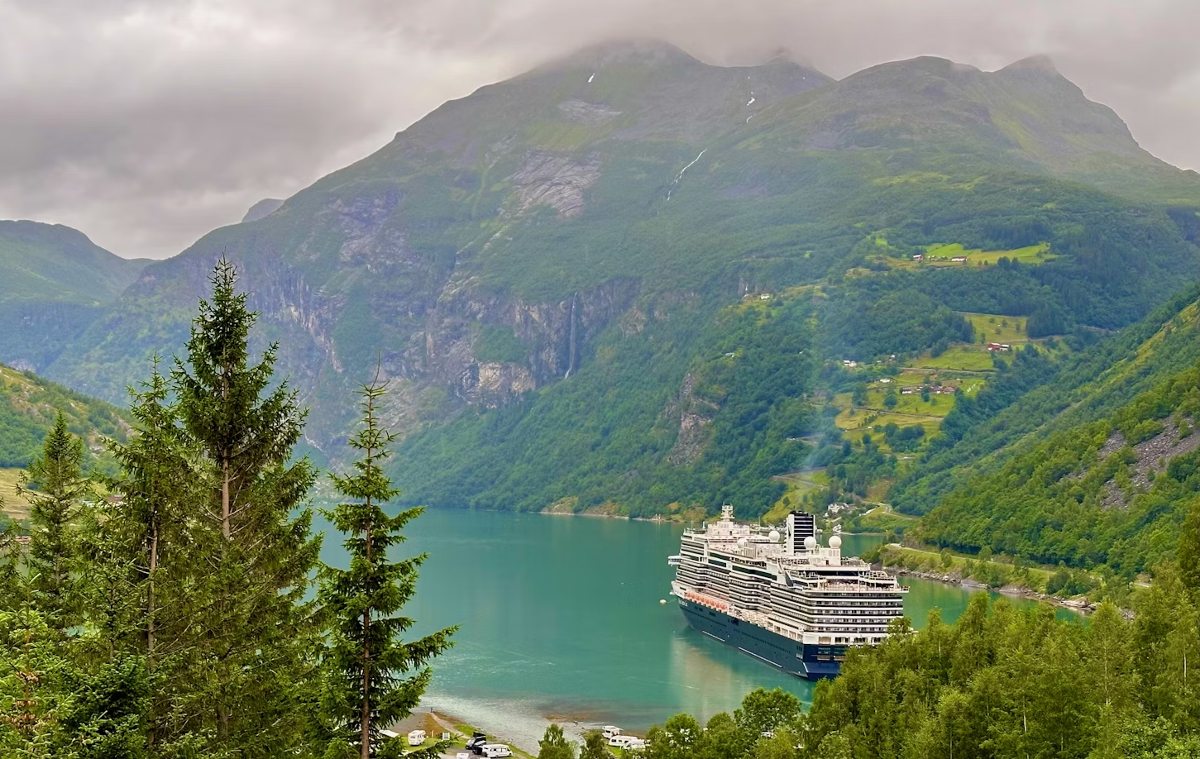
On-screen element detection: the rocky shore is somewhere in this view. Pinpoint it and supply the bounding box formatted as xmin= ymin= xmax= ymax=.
xmin=883 ymin=566 xmax=1097 ymax=614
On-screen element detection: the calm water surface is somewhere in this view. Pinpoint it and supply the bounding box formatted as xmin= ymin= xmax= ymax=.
xmin=318 ymin=508 xmax=1059 ymax=746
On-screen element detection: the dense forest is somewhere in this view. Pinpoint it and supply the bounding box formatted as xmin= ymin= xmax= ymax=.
xmin=918 ymin=362 xmax=1200 ymax=575
xmin=890 ymin=281 xmax=1200 ymax=576
xmin=893 ymin=281 xmax=1200 ymax=518
xmin=0 ymin=263 xmax=450 ymax=758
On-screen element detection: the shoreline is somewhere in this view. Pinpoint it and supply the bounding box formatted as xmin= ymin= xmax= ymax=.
xmin=409 ymin=698 xmax=616 ymax=755
xmin=884 ymin=565 xmax=1096 ymax=614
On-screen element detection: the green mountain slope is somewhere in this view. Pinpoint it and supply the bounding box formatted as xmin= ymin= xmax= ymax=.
xmin=880 ymin=281 xmax=1200 ymax=575
xmin=31 ymin=40 xmax=1200 ymax=520
xmin=0 ymin=362 xmax=130 ymax=521
xmin=0 ymin=220 xmax=147 ymax=373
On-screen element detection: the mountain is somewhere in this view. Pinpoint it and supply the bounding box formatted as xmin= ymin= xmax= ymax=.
xmin=741 ymin=54 xmax=1198 ymax=202
xmin=242 ymin=198 xmax=285 ymax=223
xmin=878 ymin=279 xmax=1200 ymax=575
xmin=30 ymin=40 xmax=1200 ymax=522
xmin=0 ymin=220 xmax=147 ymax=373
xmin=0 ymin=362 xmax=130 ymax=521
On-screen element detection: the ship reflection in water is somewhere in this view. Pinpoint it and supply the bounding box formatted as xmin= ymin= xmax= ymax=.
xmin=664 ymin=623 xmax=820 ymax=723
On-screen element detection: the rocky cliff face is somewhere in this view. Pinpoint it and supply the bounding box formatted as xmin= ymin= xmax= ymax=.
xmin=47 ymin=195 xmax=640 ymax=458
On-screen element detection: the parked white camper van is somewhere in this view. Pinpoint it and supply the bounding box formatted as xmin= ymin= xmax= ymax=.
xmin=481 ymin=744 xmax=512 ymax=758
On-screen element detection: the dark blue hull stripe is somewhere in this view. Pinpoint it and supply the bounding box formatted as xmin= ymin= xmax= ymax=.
xmin=678 ymin=601 xmax=842 ymax=680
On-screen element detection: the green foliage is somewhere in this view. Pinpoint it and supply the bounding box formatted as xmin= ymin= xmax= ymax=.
xmin=396 ymin=297 xmax=820 ymax=518
xmin=170 ymin=259 xmax=324 ymax=754
xmin=21 ymin=412 xmax=89 ymax=631
xmin=802 ymin=588 xmax=1199 ymax=759
xmin=1 ymin=261 xmax=458 ymax=759
xmin=538 ymin=724 xmax=577 ymax=759
xmin=580 ymin=731 xmax=613 ymax=759
xmin=918 ymin=362 xmax=1200 ymax=575
xmin=819 ymin=284 xmax=974 ymax=360
xmin=476 ymin=325 xmax=528 ymax=365
xmin=317 ymin=375 xmax=456 ymax=758
xmin=0 ymin=363 xmax=128 ymax=471
xmin=642 ymin=688 xmax=803 ymax=759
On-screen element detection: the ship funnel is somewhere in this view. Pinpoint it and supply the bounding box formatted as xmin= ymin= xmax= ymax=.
xmin=786 ymin=511 xmax=815 ymax=555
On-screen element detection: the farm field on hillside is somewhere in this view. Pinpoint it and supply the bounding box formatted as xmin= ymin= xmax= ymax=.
xmin=962 ymin=313 xmax=1030 ymax=345
xmin=911 ymin=345 xmax=997 ymax=371
xmin=0 ymin=468 xmax=30 ymax=520
xmin=878 ymin=242 xmax=1054 ymax=270
xmin=924 ymin=242 xmax=1054 ymax=265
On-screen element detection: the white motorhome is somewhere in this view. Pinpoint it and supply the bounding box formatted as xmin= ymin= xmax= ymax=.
xmin=407 ymin=730 xmax=426 ymax=747
xmin=481 ymin=744 xmax=512 ymax=758
xmin=602 ymin=726 xmax=621 ymax=740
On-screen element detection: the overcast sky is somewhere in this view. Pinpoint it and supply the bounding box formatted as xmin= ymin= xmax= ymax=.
xmin=2 ymin=0 xmax=1198 ymax=259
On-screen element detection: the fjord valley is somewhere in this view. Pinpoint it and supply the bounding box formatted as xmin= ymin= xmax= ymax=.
xmin=6 ymin=41 xmax=1200 ymax=562
xmin=3 ymin=26 xmax=1200 ymax=759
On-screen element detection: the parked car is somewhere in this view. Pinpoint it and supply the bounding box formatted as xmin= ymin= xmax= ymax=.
xmin=466 ymin=732 xmax=489 ymax=754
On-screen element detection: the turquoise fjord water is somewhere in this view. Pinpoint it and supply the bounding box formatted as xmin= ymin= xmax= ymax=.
xmin=318 ymin=508 xmax=1057 ymax=746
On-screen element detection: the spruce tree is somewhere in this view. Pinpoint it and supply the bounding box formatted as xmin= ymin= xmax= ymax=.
xmin=318 ymin=375 xmax=455 ymax=759
xmin=20 ymin=411 xmax=88 ymax=632
xmin=102 ymin=362 xmax=198 ymax=752
xmin=172 ymin=259 xmax=322 ymax=754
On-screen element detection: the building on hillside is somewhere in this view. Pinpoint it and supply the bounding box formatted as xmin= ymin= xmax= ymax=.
xmin=951 ymin=255 xmax=968 ymax=263
xmin=912 ymin=254 xmax=924 ymax=262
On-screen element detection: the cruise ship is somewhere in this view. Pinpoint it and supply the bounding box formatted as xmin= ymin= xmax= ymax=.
xmin=668 ymin=505 xmax=908 ymax=679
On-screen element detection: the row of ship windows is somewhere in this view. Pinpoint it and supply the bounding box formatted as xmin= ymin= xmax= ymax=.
xmin=684 ymin=587 xmax=902 ymax=612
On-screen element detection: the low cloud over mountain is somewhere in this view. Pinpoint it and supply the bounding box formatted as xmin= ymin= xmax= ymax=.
xmin=2 ymin=0 xmax=1199 ymax=258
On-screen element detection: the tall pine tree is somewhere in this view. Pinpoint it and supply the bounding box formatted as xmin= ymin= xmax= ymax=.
xmin=19 ymin=411 xmax=89 ymax=633
xmin=318 ymin=374 xmax=455 ymax=758
xmin=172 ymin=259 xmax=322 ymax=755
xmin=101 ymin=361 xmax=199 ymax=753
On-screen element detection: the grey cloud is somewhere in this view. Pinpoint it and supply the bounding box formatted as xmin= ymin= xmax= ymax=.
xmin=1 ymin=0 xmax=1198 ymax=259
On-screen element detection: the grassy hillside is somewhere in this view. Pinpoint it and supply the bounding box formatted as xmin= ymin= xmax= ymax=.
xmin=0 ymin=362 xmax=129 ymax=502
xmin=869 ymin=280 xmax=1200 ymax=576
xmin=0 ymin=220 xmax=147 ymax=373
xmin=0 ymin=220 xmax=144 ymax=305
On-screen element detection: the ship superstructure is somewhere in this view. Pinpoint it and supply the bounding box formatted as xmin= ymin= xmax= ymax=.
xmin=668 ymin=505 xmax=907 ymax=679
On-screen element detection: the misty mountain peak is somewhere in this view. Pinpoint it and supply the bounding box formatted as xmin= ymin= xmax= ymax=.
xmin=550 ymin=38 xmax=699 ymax=70
xmin=1001 ymin=54 xmax=1061 ymax=76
